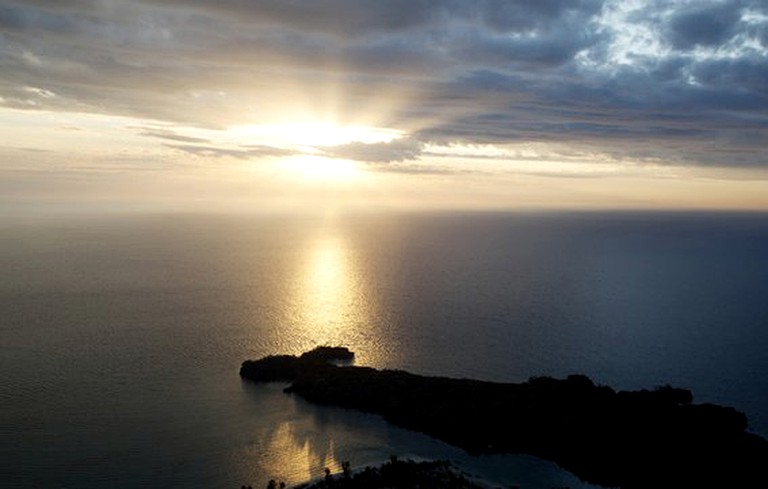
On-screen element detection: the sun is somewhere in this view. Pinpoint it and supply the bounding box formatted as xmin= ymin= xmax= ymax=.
xmin=282 ymin=154 xmax=361 ymax=181
xmin=229 ymin=120 xmax=402 ymax=148
xmin=229 ymin=119 xmax=401 ymax=182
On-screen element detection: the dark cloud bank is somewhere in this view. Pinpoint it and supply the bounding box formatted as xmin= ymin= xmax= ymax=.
xmin=1 ymin=0 xmax=767 ymax=168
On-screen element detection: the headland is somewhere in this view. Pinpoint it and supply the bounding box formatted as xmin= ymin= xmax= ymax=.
xmin=241 ymin=347 xmax=768 ymax=488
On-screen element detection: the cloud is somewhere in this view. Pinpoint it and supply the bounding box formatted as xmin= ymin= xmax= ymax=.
xmin=322 ymin=138 xmax=423 ymax=163
xmin=139 ymin=129 xmax=210 ymax=144
xmin=369 ymin=161 xmax=480 ymax=176
xmin=665 ymin=2 xmax=742 ymax=50
xmin=139 ymin=0 xmax=444 ymax=37
xmin=1 ymin=0 xmax=767 ymax=169
xmin=166 ymin=143 xmax=298 ymax=159
xmin=166 ymin=136 xmax=424 ymax=165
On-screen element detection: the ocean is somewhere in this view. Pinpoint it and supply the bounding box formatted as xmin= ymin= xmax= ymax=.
xmin=2 ymin=210 xmax=767 ymax=488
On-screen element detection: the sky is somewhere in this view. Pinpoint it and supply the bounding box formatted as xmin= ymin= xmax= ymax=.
xmin=1 ymin=0 xmax=768 ymax=214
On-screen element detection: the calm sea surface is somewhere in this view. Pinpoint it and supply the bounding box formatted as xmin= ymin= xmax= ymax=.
xmin=2 ymin=211 xmax=767 ymax=488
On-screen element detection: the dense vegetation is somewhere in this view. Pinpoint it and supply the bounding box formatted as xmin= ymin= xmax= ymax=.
xmin=267 ymin=457 xmax=487 ymax=489
xmin=241 ymin=347 xmax=768 ymax=488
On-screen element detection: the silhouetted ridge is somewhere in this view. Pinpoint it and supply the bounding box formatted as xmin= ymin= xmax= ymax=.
xmin=240 ymin=347 xmax=768 ymax=489
xmin=288 ymin=457 xmax=485 ymax=489
xmin=299 ymin=346 xmax=355 ymax=363
xmin=239 ymin=346 xmax=353 ymax=382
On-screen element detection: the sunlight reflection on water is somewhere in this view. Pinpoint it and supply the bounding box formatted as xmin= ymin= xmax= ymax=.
xmin=300 ymin=234 xmax=359 ymax=337
xmin=284 ymin=226 xmax=397 ymax=368
xmin=253 ymin=411 xmax=343 ymax=484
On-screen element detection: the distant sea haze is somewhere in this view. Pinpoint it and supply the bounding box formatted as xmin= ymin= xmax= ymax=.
xmin=1 ymin=211 xmax=767 ymax=488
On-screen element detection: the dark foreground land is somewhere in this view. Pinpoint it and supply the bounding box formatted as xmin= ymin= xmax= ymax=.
xmin=241 ymin=347 xmax=768 ymax=489
xmin=264 ymin=458 xmax=488 ymax=489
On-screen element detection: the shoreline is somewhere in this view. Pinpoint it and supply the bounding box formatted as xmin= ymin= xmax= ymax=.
xmin=279 ymin=457 xmax=497 ymax=489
